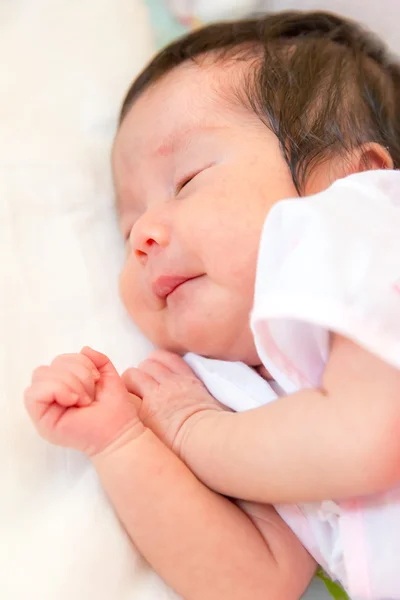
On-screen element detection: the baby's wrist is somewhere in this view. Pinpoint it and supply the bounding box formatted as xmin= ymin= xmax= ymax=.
xmin=175 ymin=409 xmax=230 ymax=465
xmin=176 ymin=410 xmax=240 ymax=496
xmin=89 ymin=419 xmax=148 ymax=464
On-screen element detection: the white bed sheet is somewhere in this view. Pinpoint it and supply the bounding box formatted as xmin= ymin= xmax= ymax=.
xmin=0 ymin=1 xmax=178 ymax=599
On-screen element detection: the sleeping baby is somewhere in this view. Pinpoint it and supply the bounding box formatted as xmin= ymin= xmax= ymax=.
xmin=24 ymin=10 xmax=400 ymax=600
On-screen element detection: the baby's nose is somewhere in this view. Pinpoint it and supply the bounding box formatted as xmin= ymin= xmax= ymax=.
xmin=132 ymin=215 xmax=170 ymax=265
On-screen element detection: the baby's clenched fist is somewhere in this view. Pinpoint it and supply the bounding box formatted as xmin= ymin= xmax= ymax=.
xmin=24 ymin=347 xmax=143 ymax=456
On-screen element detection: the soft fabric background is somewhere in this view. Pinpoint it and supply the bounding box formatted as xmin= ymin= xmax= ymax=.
xmin=0 ymin=2 xmax=177 ymax=599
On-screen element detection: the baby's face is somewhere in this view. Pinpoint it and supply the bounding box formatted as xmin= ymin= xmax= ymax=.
xmin=113 ymin=61 xmax=319 ymax=363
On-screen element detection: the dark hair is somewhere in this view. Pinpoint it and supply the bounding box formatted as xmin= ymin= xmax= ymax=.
xmin=119 ymin=10 xmax=400 ymax=192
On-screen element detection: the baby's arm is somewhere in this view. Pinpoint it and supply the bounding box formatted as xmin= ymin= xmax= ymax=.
xmin=25 ymin=347 xmax=314 ymax=600
xmin=94 ymin=432 xmax=314 ymax=599
xmin=179 ymin=334 xmax=400 ymax=503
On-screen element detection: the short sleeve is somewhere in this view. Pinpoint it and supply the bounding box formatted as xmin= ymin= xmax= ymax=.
xmin=250 ymin=170 xmax=400 ymax=394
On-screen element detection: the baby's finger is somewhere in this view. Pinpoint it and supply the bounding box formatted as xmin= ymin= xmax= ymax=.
xmin=51 ymin=353 xmax=101 ymax=380
xmin=31 ymin=365 xmax=93 ymax=407
xmin=36 ymin=401 xmax=68 ymax=436
xmin=51 ymin=358 xmax=100 ymax=402
xmin=121 ymin=367 xmax=158 ymax=398
xmin=148 ymin=350 xmax=196 ymax=376
xmin=137 ymin=358 xmax=173 ymax=383
xmin=24 ymin=380 xmax=81 ymax=422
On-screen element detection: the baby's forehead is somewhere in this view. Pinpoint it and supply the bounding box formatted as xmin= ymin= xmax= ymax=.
xmin=145 ymin=55 xmax=247 ymax=105
xmin=114 ymin=60 xmax=250 ymax=166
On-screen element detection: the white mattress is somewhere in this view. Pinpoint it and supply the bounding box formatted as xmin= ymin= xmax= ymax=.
xmin=0 ymin=2 xmax=177 ymax=599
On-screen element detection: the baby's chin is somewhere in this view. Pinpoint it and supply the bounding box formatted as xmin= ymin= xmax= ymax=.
xmin=152 ymin=325 xmax=260 ymax=366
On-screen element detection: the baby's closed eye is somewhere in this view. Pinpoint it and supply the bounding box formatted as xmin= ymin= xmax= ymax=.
xmin=174 ymin=163 xmax=215 ymax=196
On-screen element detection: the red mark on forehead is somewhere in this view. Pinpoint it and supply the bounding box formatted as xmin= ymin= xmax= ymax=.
xmin=153 ymin=124 xmax=223 ymax=158
xmin=155 ymin=140 xmax=175 ymax=158
xmin=153 ymin=126 xmax=193 ymax=158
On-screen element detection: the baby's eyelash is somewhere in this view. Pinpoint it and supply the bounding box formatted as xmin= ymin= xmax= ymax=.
xmin=174 ymin=170 xmax=200 ymax=195
xmin=174 ymin=163 xmax=214 ymax=196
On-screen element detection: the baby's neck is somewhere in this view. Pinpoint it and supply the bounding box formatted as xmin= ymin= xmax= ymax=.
xmin=255 ymin=365 xmax=273 ymax=381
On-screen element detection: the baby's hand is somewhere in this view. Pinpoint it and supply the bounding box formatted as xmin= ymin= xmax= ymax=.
xmin=121 ymin=350 xmax=229 ymax=454
xmin=24 ymin=347 xmax=143 ymax=456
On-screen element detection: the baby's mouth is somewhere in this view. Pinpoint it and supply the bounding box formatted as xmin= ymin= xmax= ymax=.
xmin=152 ymin=274 xmax=203 ymax=299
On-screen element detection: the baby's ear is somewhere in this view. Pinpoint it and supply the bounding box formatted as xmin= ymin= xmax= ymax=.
xmin=348 ymin=142 xmax=393 ymax=173
xmin=304 ymin=142 xmax=393 ymax=196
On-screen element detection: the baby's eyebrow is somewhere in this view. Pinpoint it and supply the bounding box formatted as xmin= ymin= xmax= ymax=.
xmin=153 ymin=124 xmax=225 ymax=158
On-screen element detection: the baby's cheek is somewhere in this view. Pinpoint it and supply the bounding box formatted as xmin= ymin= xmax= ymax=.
xmin=118 ymin=265 xmax=150 ymax=331
xmin=118 ymin=264 xmax=132 ymax=311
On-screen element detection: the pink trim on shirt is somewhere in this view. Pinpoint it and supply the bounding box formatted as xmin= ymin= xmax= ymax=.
xmin=340 ymin=498 xmax=372 ymax=599
xmin=257 ymin=321 xmax=312 ymax=388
